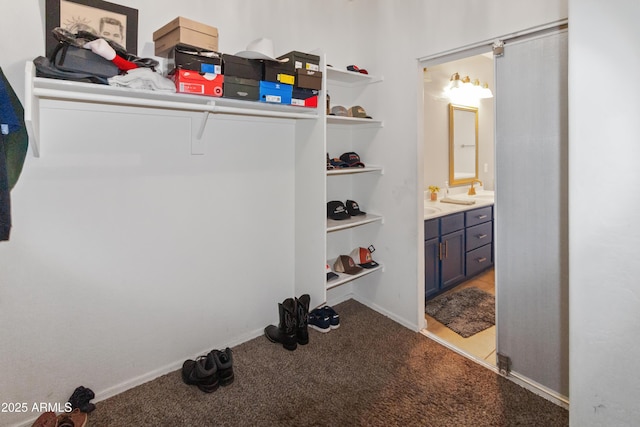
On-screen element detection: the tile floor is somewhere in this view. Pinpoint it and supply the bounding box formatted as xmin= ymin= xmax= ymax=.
xmin=424 ymin=268 xmax=496 ymax=365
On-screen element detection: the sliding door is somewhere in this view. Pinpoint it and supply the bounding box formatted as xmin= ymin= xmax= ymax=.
xmin=494 ymin=30 xmax=569 ymax=398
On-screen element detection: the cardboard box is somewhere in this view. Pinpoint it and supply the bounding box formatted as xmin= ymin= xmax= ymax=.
xmin=168 ymin=45 xmax=222 ymax=74
xmin=277 ymin=51 xmax=320 ymax=72
xmin=264 ymin=61 xmax=295 ymax=85
xmin=296 ymin=69 xmax=322 ymax=90
xmin=153 ymin=17 xmax=218 ymax=57
xmin=172 ymin=69 xmax=223 ymax=97
xmin=291 ymin=88 xmax=318 ymax=108
xmin=223 ymin=76 xmax=259 ymax=101
xmin=222 ymin=54 xmax=263 ymax=80
xmin=259 ymin=81 xmax=293 ymax=104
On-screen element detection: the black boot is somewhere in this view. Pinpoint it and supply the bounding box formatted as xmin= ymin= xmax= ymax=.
xmin=212 ymin=347 xmax=234 ymax=386
xmin=264 ymin=298 xmax=298 ymax=351
xmin=296 ymin=294 xmax=310 ymax=345
xmin=181 ymin=352 xmax=219 ymax=393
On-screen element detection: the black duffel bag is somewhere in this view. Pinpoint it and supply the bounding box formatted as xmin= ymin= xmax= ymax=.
xmin=33 ymin=56 xmax=110 ymax=85
xmin=34 ymin=27 xmax=159 ymax=84
xmin=34 ymin=33 xmax=119 ymax=85
xmin=50 ymin=41 xmax=119 ymax=78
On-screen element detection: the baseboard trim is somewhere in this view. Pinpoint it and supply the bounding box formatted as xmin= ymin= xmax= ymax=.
xmin=507 ymin=371 xmax=569 ymax=410
xmin=420 ymin=329 xmax=569 ymax=410
xmin=352 ymin=295 xmax=419 ymax=331
xmin=325 ymin=291 xmax=354 ymax=308
xmin=94 ymin=327 xmax=265 ymax=404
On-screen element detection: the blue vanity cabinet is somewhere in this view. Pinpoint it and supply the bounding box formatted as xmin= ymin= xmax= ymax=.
xmin=425 ymin=205 xmax=494 ymax=300
xmin=440 ymin=214 xmax=466 ymax=290
xmin=465 ymin=206 xmax=494 ymax=277
xmin=424 ymin=220 xmax=440 ymax=298
xmin=424 ymin=213 xmax=466 ymax=298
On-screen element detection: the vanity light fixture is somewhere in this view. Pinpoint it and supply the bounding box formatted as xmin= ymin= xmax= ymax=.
xmin=444 ymin=72 xmax=492 ymax=100
xmin=443 ymin=72 xmax=464 ymax=98
xmin=472 ymin=79 xmax=494 ymax=99
xmin=448 ymin=72 xmax=463 ymax=90
xmin=480 ymin=83 xmax=493 ymax=98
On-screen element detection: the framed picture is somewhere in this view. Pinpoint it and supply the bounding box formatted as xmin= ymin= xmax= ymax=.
xmin=45 ymin=0 xmax=138 ymax=57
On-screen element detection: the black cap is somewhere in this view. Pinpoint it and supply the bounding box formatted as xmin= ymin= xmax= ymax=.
xmin=327 ymin=201 xmax=350 ymax=220
xmin=345 ymin=200 xmax=366 ymax=216
xmin=339 ymin=152 xmax=365 ymax=167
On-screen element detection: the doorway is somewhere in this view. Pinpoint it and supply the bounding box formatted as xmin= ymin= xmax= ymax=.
xmin=418 ymin=25 xmax=569 ymax=401
xmin=421 ymin=52 xmax=496 ymax=366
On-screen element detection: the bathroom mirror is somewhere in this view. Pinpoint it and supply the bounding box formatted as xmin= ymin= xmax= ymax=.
xmin=449 ymin=104 xmax=479 ymax=186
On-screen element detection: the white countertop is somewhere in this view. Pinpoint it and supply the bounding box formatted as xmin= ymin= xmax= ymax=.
xmin=424 ymin=190 xmax=495 ymax=220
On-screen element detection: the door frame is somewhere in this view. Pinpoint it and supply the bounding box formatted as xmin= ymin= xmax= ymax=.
xmin=415 ymin=19 xmax=569 ymax=408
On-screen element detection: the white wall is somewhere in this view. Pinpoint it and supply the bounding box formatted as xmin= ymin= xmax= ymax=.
xmin=423 ymin=55 xmax=494 ymax=193
xmin=569 ymin=0 xmax=640 ymax=425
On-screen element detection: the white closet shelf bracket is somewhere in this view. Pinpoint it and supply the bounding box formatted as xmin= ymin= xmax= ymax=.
xmin=24 ymin=62 xmax=40 ymax=157
xmin=196 ymin=110 xmax=211 ymax=140
xmin=24 ymin=61 xmax=317 ymax=157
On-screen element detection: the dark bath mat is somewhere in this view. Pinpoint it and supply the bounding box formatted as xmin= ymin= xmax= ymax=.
xmin=425 ymin=287 xmax=495 ymax=338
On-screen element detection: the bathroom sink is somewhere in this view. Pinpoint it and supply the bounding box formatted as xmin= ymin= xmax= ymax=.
xmin=449 ymin=192 xmax=494 ymax=202
xmin=424 ymin=206 xmax=441 ymax=215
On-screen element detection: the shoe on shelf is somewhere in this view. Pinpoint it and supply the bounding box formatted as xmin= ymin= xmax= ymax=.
xmin=181 ymin=352 xmax=219 ymax=393
xmin=322 ymin=305 xmax=340 ymax=329
xmin=212 ymin=347 xmax=234 ymax=386
xmin=56 ymin=409 xmax=87 ymax=427
xmin=308 ymin=308 xmax=331 ymax=333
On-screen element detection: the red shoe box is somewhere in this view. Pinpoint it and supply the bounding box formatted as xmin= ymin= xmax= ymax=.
xmin=172 ymin=69 xmax=223 ymax=97
xmin=291 ymin=87 xmax=318 ymax=108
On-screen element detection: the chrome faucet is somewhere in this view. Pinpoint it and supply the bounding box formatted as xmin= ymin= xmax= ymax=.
xmin=468 ymin=179 xmax=483 ymax=196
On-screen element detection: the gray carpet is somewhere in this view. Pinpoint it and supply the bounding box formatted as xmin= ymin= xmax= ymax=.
xmin=87 ymin=299 xmax=567 ymax=426
xmin=425 ymin=287 xmax=496 ymax=338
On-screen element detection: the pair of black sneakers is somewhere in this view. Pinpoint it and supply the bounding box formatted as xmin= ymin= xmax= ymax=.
xmin=181 ymin=348 xmax=234 ymax=393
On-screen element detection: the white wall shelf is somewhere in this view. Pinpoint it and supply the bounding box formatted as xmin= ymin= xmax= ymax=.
xmin=324 ymin=61 xmax=385 ymax=295
xmin=24 ymin=62 xmax=318 ymax=157
xmin=325 ymin=67 xmax=383 ymax=86
xmin=327 ymin=166 xmax=383 ymax=176
xmin=326 ymin=261 xmax=383 ymax=290
xmin=327 ymin=214 xmax=383 ymax=232
xmin=327 ymin=116 xmax=383 ymax=127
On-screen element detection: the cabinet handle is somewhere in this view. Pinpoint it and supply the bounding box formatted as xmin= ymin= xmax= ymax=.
xmin=477 ymin=234 xmax=488 ymax=239
xmin=477 ymin=215 xmax=488 ymax=219
xmin=438 ymin=243 xmax=443 ymax=260
xmin=477 ymin=257 xmax=487 ymax=263
xmin=444 ymin=240 xmax=449 ymax=258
